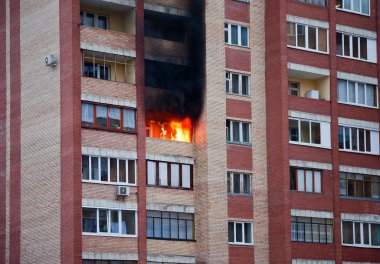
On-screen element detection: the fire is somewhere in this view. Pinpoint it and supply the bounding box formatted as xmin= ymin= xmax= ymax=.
xmin=146 ymin=117 xmax=192 ymax=143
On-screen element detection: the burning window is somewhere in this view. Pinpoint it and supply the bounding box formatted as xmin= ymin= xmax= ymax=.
xmin=146 ymin=116 xmax=192 ymax=143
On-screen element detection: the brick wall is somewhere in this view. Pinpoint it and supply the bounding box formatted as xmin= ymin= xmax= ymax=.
xmin=82 ymin=129 xmax=137 ymax=152
xmin=147 ymin=239 xmax=195 ymax=256
xmin=83 ymin=236 xmax=138 ymax=254
xmin=81 ymin=78 xmax=137 ymax=101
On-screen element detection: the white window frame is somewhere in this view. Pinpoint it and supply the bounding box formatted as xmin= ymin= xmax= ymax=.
xmin=226 ymin=71 xmax=250 ymax=96
xmin=82 ymin=155 xmax=137 ymax=186
xmin=80 ymin=11 xmax=109 ymax=29
xmin=341 ymin=220 xmax=380 ymax=248
xmin=226 ymin=120 xmax=251 ymax=145
xmin=228 ymin=221 xmax=254 ymax=245
xmin=227 ymin=172 xmax=252 ymax=195
xmin=337 ymin=79 xmax=378 ymax=108
xmin=287 ymin=22 xmax=329 ymax=54
xmin=224 ymin=23 xmax=250 ymax=48
xmin=336 ymin=0 xmax=371 ymax=16
xmin=338 ymin=125 xmax=377 ymax=154
xmin=82 ymin=207 xmax=137 ymax=238
xmin=289 ymin=118 xmax=326 ymax=147
xmin=336 ymin=32 xmax=377 ymax=63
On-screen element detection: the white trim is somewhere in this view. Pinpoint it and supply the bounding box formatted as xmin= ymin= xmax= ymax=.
xmin=290 ymin=160 xmax=332 ymax=171
xmin=144 ymin=3 xmax=190 ymax=17
xmin=339 ymin=165 xmax=380 ymax=176
xmin=147 ymin=203 xmax=195 ymax=214
xmin=228 ymin=221 xmax=254 ymax=245
xmin=288 ymin=110 xmax=331 ymax=123
xmin=343 ymin=262 xmax=380 ymax=264
xmin=341 ymin=213 xmax=380 ymax=223
xmin=147 ymin=254 xmax=196 ymax=264
xmin=292 ymin=260 xmax=335 ymax=264
xmin=101 ymin=0 xmax=136 ymax=7
xmin=336 ymin=24 xmax=376 ymax=39
xmin=81 ymin=93 xmax=137 ymax=108
xmin=291 ymin=209 xmax=333 ymax=219
xmin=146 ymin=153 xmax=194 ymax=165
xmin=82 ymin=147 xmax=137 ymax=160
xmin=287 ymin=63 xmax=330 ymax=76
xmin=82 ymin=198 xmax=137 ymax=210
xmin=80 ymin=42 xmax=136 ymax=58
xmin=338 ymin=117 xmax=379 ymax=130
xmin=337 ymin=72 xmax=378 ymax=85
xmin=82 ymin=252 xmax=138 ymax=261
xmin=286 ymin=15 xmax=329 ymax=29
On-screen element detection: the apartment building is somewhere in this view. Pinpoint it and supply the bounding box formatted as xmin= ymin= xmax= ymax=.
xmin=0 ymin=0 xmax=379 ymax=263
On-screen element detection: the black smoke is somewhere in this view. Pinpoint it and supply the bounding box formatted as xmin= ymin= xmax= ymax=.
xmin=144 ymin=0 xmax=205 ymax=121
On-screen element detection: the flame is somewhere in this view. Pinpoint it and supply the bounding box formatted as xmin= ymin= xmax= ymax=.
xmin=146 ymin=117 xmax=192 ymax=143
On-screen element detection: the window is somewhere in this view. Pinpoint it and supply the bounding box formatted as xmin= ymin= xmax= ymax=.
xmin=147 ymin=211 xmax=194 ymax=241
xmin=336 ymin=0 xmax=370 ymax=15
xmin=80 ymin=11 xmax=109 ymax=29
xmin=342 ymin=221 xmax=380 ymax=248
xmin=225 ymin=23 xmax=249 ymax=47
xmin=340 ymin=172 xmax=379 ymax=199
xmin=290 ymin=167 xmax=322 ymax=193
xmin=287 ymin=22 xmax=328 ymax=53
xmin=288 ymin=82 xmax=300 ymax=96
xmin=337 ymin=79 xmax=378 ymax=108
xmin=83 ymin=62 xmax=110 ymax=80
xmin=81 ymin=103 xmax=136 ymax=132
xmin=226 ymin=72 xmax=250 ymax=96
xmin=336 ymin=32 xmax=377 ymax=63
xmin=296 ymin=0 xmax=327 ymax=7
xmin=226 ymin=120 xmax=251 ymax=144
xmin=82 ymin=155 xmax=136 ymax=185
xmin=338 ymin=125 xmax=379 ymax=154
xmin=146 ymin=160 xmax=192 ymax=189
xmin=291 ymin=216 xmax=333 ymax=243
xmin=289 ymin=119 xmax=322 ymax=145
xmin=228 ymin=221 xmax=253 ymax=245
xmin=227 ymin=172 xmax=252 ymax=195
xmin=82 ymin=208 xmax=136 ymax=236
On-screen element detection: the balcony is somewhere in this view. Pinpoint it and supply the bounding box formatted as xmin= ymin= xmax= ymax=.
xmin=145 ymin=36 xmax=188 ymax=62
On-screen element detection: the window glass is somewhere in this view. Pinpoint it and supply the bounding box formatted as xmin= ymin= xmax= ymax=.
xmin=82 ymin=208 xmax=97 ymax=233
xmin=308 ymin=27 xmax=317 ymax=50
xmin=343 ymin=221 xmax=353 ymax=244
xmin=355 ymin=222 xmax=361 ymax=244
xmin=337 ymin=33 xmax=343 ymax=55
xmin=122 ymin=211 xmax=136 ymax=235
xmin=96 ymin=105 xmax=107 ymax=127
xmin=353 ymin=0 xmax=360 ymax=12
xmin=297 ymin=25 xmax=306 ymax=48
xmin=344 ymin=35 xmax=350 ymax=56
xmin=289 ymin=119 xmax=299 ymax=142
xmin=348 ymin=82 xmax=356 ymax=103
xmin=98 ymin=15 xmax=108 ymax=29
xmin=366 ymin=130 xmax=371 ymax=152
xmin=110 ymin=158 xmax=117 ymax=182
xmin=338 ymin=80 xmax=348 ymax=103
xmin=128 ymin=160 xmax=135 ymax=184
xmin=362 ymin=0 xmax=370 ymax=14
xmin=242 ymin=75 xmax=249 ymax=95
xmin=119 ymin=159 xmax=126 ymax=183
xmin=305 ymin=170 xmax=313 ymax=192
xmin=91 ymin=157 xmax=99 ymax=180
xmin=351 ymin=128 xmax=358 ymax=151
xmin=123 ymin=109 xmax=135 ymax=131
xmin=314 ymin=171 xmax=321 ymax=193
xmin=360 ymin=37 xmax=368 ymax=60
xmin=233 ymin=173 xmax=240 ymax=194
xmin=231 ymin=25 xmax=238 ymax=45
xmin=232 ymin=74 xmax=239 ymax=94
xmin=243 ymin=174 xmax=251 ymax=194
xmin=82 ymin=103 xmax=94 ymax=126
xmin=363 ymin=223 xmax=370 ymax=244
xmin=339 ymin=126 xmax=344 ymax=149
xmin=241 ymin=26 xmax=248 ymax=47
xmin=171 ymin=164 xmax=180 ymax=187
xmin=228 ymin=222 xmax=234 ymax=242
xmin=344 ymin=127 xmax=351 ymax=149
xmin=366 ymin=84 xmax=376 ymax=107
xmin=232 ymin=122 xmax=240 ymax=142
xmin=82 ymin=155 xmax=90 ymax=180
xmin=372 ymin=224 xmax=380 ymax=246
xmin=109 ymin=107 xmax=120 ymax=129
xmin=311 ymin=122 xmax=321 ymax=144
xmin=242 ymin=123 xmax=250 ymax=143
xmin=101 ymin=157 xmax=108 ymax=182
xmin=235 ymin=223 xmax=243 ymax=242
xmin=343 ymin=0 xmax=351 ymax=9
xmin=318 ymin=28 xmax=328 ymax=52
xmin=182 ymin=165 xmax=191 ymax=188
xmin=287 ymin=22 xmax=296 ymax=46
xmin=301 ymin=121 xmax=310 ymax=143
xmin=358 ymin=129 xmax=365 ymax=152
xmin=159 ymin=162 xmax=168 ymax=186
xmin=147 ymin=161 xmax=156 ymax=185
xmin=85 ymin=13 xmax=95 ymax=27
xmin=358 ymin=83 xmax=365 ymax=105
xmin=290 ymin=168 xmax=297 ymax=191
xmin=352 ymin=36 xmax=359 ymax=58
xmin=244 ymin=223 xmax=252 ymax=243
xmin=110 ymin=210 xmax=119 ymax=234
xmin=99 ymin=210 xmax=108 ymax=233
xmin=297 ymin=169 xmax=305 ymax=192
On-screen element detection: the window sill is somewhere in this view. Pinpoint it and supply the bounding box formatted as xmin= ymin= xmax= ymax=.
xmin=340 ymin=196 xmax=380 ymax=202
xmin=339 ymin=149 xmax=378 ymax=156
xmin=82 ymin=180 xmax=137 ymax=187
xmin=336 ymin=55 xmax=376 ymax=64
xmin=233 ymin=0 xmax=250 ymax=4
xmin=289 ymin=142 xmax=331 ymax=150
xmin=228 ymin=242 xmax=254 ymax=246
xmin=287 ymin=45 xmax=329 ymax=55
xmin=290 ymin=190 xmax=323 ymax=195
xmin=336 ymin=8 xmax=370 ymax=17
xmin=147 ymin=237 xmax=196 ymax=242
xmin=82 ymin=125 xmax=137 ymax=135
xmin=342 ymin=244 xmax=380 ymax=249
xmin=291 ymin=241 xmax=333 ymax=244
xmin=146 ymin=185 xmax=193 ymax=191
xmin=225 ymin=43 xmax=250 ymax=50
xmin=228 ymin=193 xmax=252 ymax=197
xmin=338 ymin=101 xmax=378 ymax=109
xmin=226 ymin=92 xmax=251 ymax=99
xmin=82 ymin=232 xmax=137 ymax=238
xmin=227 ymin=141 xmax=252 ymax=147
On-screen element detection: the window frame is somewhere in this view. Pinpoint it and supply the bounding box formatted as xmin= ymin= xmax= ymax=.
xmin=338 ymin=125 xmax=374 ymax=154
xmin=224 ymin=23 xmax=250 ymax=48
xmin=82 ymin=155 xmax=137 ymax=186
xmin=228 ymin=221 xmax=254 ymax=245
xmin=336 ymin=32 xmax=376 ymax=63
xmin=227 ymin=172 xmax=252 ymax=196
xmin=82 ymin=207 xmax=137 ymax=237
xmin=80 ymin=11 xmax=109 ymax=30
xmin=288 ymin=118 xmax=323 ymax=147
xmin=287 ymin=22 xmax=329 ymax=54
xmin=291 ymin=216 xmax=333 ymax=244
xmin=288 ymin=81 xmax=300 ymax=96
xmin=81 ymin=102 xmax=136 ymax=133
xmin=339 ymin=172 xmax=380 ymax=200
xmin=226 ymin=71 xmax=250 ymax=96
xmin=146 ymin=210 xmax=195 ymax=241
xmin=337 ymin=79 xmax=378 ymax=108
xmin=341 ymin=220 xmax=380 ymax=248
xmin=290 ymin=167 xmax=322 ymax=194
xmin=146 ymin=160 xmax=193 ymax=190
xmin=294 ymin=0 xmax=328 ymax=7
xmin=336 ymin=0 xmax=371 ymax=16
xmin=226 ymin=120 xmax=251 ymax=145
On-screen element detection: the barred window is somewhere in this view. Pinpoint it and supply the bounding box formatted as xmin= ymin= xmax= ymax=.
xmin=291 ymin=216 xmax=333 ymax=243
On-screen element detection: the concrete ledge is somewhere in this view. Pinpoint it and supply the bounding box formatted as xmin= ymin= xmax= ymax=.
xmin=82 ymin=198 xmax=138 ymax=210
xmin=147 ymin=254 xmax=196 ymax=263
xmin=81 ymin=93 xmax=137 ymax=108
xmin=144 ymin=3 xmax=190 ymax=17
xmin=83 ymin=252 xmax=138 ymax=261
xmin=288 ymin=110 xmax=331 ymax=123
xmin=341 ymin=213 xmax=380 ymax=223
xmin=146 ymin=152 xmax=194 ymax=164
xmin=293 ymin=260 xmax=335 ymax=264
xmin=337 ymin=71 xmax=378 ymax=85
xmin=291 ymin=209 xmax=333 ymax=219
xmin=340 ymin=165 xmax=380 ymax=176
xmin=147 ymin=203 xmax=195 ymax=213
xmin=336 ymin=24 xmax=377 ymax=39
xmin=82 ymin=146 xmax=137 ymax=159
xmin=288 ymin=62 xmax=330 ymax=76
xmin=290 ymin=160 xmax=332 ymax=171
xmin=81 ymin=42 xmax=136 ymax=57
xmin=287 ymin=15 xmax=329 ymax=28
xmin=338 ymin=117 xmax=379 ymax=130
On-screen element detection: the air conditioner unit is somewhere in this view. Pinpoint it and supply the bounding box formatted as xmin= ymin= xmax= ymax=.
xmin=45 ymin=54 xmax=57 ymax=67
xmin=117 ymin=186 xmax=130 ymax=196
xmin=305 ymin=90 xmax=320 ymax=99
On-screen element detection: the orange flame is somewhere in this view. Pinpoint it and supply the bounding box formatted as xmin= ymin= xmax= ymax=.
xmin=146 ymin=117 xmax=192 ymax=143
